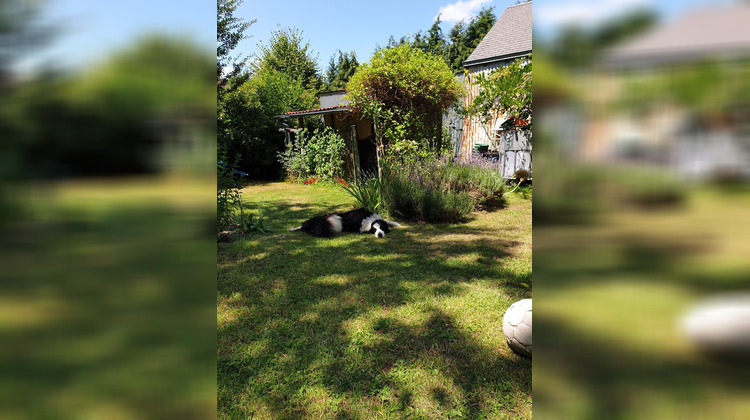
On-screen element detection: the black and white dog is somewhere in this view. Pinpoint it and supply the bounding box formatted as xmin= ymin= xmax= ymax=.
xmin=290 ymin=208 xmax=401 ymax=238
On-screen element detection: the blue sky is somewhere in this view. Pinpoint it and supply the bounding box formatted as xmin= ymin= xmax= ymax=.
xmin=236 ymin=0 xmax=518 ymax=70
xmin=17 ymin=0 xmax=730 ymax=74
xmin=236 ymin=0 xmax=729 ymax=71
xmin=533 ymin=0 xmax=732 ymax=41
xmin=15 ymin=0 xmax=215 ymax=74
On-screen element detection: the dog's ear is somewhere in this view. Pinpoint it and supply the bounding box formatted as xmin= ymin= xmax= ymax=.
xmin=385 ymin=220 xmax=401 ymax=228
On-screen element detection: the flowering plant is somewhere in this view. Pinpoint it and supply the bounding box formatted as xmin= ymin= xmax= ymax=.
xmin=334 ymin=176 xmax=349 ymax=187
xmin=465 ymin=58 xmax=531 ymax=129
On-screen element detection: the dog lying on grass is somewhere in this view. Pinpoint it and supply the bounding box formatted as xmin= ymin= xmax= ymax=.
xmin=290 ymin=208 xmax=401 ymax=238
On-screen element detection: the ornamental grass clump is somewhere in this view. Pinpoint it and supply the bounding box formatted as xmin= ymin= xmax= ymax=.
xmin=339 ymin=171 xmax=383 ymax=214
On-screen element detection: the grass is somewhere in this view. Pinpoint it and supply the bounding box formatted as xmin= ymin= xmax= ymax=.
xmin=218 ymin=181 xmax=532 ymax=419
xmin=533 ymin=187 xmax=750 ymax=419
xmin=0 ymin=176 xmax=217 ymax=418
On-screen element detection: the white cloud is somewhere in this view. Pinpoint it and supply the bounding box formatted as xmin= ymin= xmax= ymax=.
xmin=437 ymin=0 xmax=493 ymax=23
xmin=535 ymin=0 xmax=654 ymax=31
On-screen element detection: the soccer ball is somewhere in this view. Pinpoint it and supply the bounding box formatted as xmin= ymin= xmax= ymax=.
xmin=503 ymin=299 xmax=532 ymax=358
xmin=682 ymin=293 xmax=750 ymax=356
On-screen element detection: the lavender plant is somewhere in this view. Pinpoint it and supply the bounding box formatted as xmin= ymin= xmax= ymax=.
xmin=382 ymin=152 xmax=505 ymax=223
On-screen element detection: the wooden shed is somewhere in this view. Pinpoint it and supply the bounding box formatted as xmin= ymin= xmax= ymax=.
xmin=274 ymin=90 xmax=378 ymax=178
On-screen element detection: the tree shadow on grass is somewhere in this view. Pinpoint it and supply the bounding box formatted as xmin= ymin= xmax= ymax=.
xmin=321 ymin=310 xmax=530 ymax=418
xmin=237 ymin=201 xmax=353 ymax=236
xmin=534 ymin=228 xmax=724 ymax=292
xmin=534 ymin=317 xmax=750 ymax=419
xmin=2 ymin=206 xmax=216 ymax=418
xmin=534 ymin=215 xmax=750 ymax=418
xmin=218 ymin=202 xmax=531 ymax=418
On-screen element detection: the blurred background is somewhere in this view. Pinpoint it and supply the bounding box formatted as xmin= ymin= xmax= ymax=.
xmin=533 ymin=0 xmax=750 ymax=418
xmin=0 ymin=0 xmax=216 ymax=418
xmin=6 ymin=0 xmax=750 ymax=417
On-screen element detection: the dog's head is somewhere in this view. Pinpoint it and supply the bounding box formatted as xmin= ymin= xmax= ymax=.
xmin=360 ymin=213 xmax=400 ymax=238
xmin=368 ymin=220 xmax=391 ymax=238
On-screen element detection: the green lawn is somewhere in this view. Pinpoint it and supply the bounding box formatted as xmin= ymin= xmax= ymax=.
xmin=218 ymin=182 xmax=532 ymax=419
xmin=0 ymin=177 xmax=217 ymax=418
xmin=534 ymin=187 xmax=750 ymax=419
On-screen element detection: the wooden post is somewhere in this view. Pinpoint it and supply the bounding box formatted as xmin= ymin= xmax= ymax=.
xmin=373 ymin=115 xmax=383 ymax=182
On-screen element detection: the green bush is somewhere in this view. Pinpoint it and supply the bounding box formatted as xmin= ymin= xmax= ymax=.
xmin=278 ymin=127 xmax=347 ymax=182
xmin=346 ymin=44 xmax=464 ymax=165
xmin=382 ymin=153 xmax=505 ymax=223
xmin=243 ymin=213 xmax=272 ymax=234
xmin=217 ymin=144 xmax=242 ymax=231
xmin=534 ymin=163 xmax=684 ymax=225
xmin=443 ymin=154 xmax=507 ymax=208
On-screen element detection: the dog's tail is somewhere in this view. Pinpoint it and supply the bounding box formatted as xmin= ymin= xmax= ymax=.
xmin=289 ymin=226 xmax=302 ymax=232
xmin=310 ymin=214 xmax=342 ymax=237
xmin=327 ymin=214 xmax=343 ymax=234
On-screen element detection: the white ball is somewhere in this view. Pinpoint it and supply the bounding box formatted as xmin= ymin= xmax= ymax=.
xmin=682 ymin=293 xmax=750 ymax=355
xmin=503 ymin=298 xmax=532 ymax=358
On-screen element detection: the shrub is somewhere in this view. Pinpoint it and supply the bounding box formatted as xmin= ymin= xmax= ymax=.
xmin=278 ymin=126 xmax=347 ymax=182
xmin=346 ymin=44 xmax=464 ymax=177
xmin=243 ymin=213 xmax=272 ymax=234
xmin=382 ymin=153 xmax=505 ymax=223
xmin=534 ymin=163 xmax=684 ymax=225
xmin=217 ymin=144 xmax=242 ymax=231
xmin=340 ymin=171 xmax=383 ymax=214
xmin=445 ymin=153 xmax=507 ymax=208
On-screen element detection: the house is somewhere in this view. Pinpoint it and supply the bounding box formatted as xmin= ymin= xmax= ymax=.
xmin=274 ymin=90 xmax=377 ymax=178
xmin=451 ymin=1 xmax=532 ymax=178
xmin=587 ymin=3 xmax=750 ymax=179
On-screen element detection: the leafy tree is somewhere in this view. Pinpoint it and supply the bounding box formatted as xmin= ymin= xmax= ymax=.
xmin=424 ymin=17 xmax=447 ymax=57
xmin=219 ymin=68 xmax=317 ymax=178
xmin=408 ymin=16 xmax=446 ymax=57
xmin=255 ymin=27 xmax=321 ymax=91
xmin=384 ymin=8 xmax=496 ymax=73
xmin=0 ymin=0 xmax=54 ymax=89
xmin=219 ymin=23 xmax=322 ymax=179
xmin=465 ymin=58 xmax=532 ymax=127
xmin=444 ymin=7 xmax=496 ymax=72
xmin=443 ymin=21 xmax=466 ymax=72
xmin=219 ymin=26 xmax=321 ymax=179
xmin=217 ymin=0 xmax=254 ymax=82
xmin=324 ymin=50 xmax=359 ymax=91
xmin=546 ymin=9 xmax=658 ymax=69
xmin=17 ymin=35 xmax=214 ymax=177
xmin=346 ymin=45 xmax=463 ymax=178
